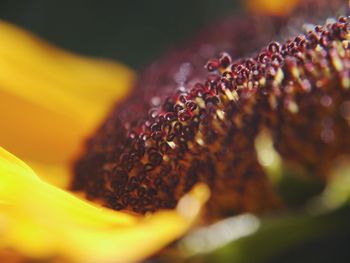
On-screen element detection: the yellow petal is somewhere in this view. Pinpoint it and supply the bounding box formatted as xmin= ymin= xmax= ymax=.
xmin=0 ymin=20 xmax=134 ymax=185
xmin=0 ymin=147 xmax=210 ymax=262
xmin=245 ymin=0 xmax=300 ymax=16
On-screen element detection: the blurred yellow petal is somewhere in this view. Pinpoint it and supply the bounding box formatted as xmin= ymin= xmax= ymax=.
xmin=25 ymin=160 xmax=72 ymax=192
xmin=0 ymin=147 xmax=210 ymax=262
xmin=246 ymin=0 xmax=300 ymax=16
xmin=0 ymin=20 xmax=135 ymax=186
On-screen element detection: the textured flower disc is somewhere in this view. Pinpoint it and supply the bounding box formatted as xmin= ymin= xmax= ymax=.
xmin=73 ymin=6 xmax=350 ymax=218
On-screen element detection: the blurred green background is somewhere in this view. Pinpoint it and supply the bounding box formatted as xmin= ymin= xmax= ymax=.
xmin=0 ymin=0 xmax=240 ymax=69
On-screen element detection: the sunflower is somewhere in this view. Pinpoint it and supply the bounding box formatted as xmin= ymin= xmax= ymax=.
xmin=1 ymin=1 xmax=350 ymax=262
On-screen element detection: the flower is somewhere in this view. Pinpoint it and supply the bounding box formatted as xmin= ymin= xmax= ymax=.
xmin=1 ymin=0 xmax=350 ymax=261
xmin=0 ymin=20 xmax=209 ymax=263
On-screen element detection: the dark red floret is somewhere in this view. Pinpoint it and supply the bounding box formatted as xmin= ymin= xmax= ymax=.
xmin=72 ymin=5 xmax=350 ymax=218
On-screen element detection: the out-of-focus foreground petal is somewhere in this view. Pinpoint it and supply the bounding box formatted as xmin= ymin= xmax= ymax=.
xmin=0 ymin=147 xmax=210 ymax=263
xmin=246 ymin=0 xmax=300 ymax=16
xmin=0 ymin=21 xmax=135 ymax=187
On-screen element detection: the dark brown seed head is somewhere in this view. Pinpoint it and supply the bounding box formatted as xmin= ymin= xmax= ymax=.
xmin=72 ymin=8 xmax=350 ymax=218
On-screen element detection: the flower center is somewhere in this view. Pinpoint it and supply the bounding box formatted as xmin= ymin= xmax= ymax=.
xmin=72 ymin=16 xmax=350 ymax=218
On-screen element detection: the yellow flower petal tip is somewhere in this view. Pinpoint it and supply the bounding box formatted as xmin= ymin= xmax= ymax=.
xmin=0 ymin=147 xmax=209 ymax=263
xmin=0 ymin=20 xmax=135 ymax=174
xmin=177 ymin=183 xmax=210 ymax=219
xmin=245 ymin=0 xmax=301 ymax=16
